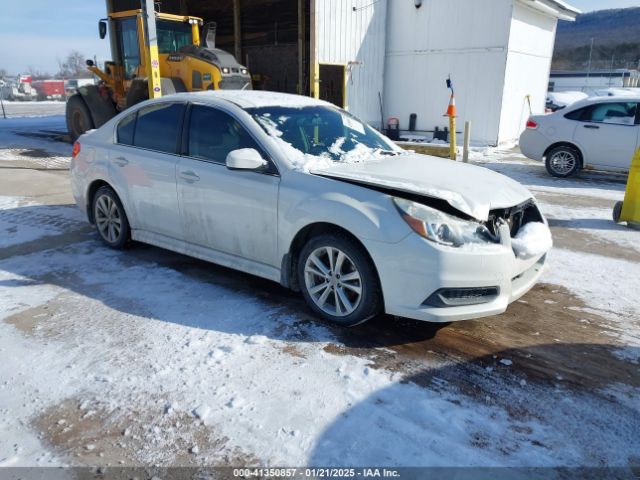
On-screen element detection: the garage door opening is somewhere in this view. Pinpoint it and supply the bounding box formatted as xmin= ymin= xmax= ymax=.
xmin=157 ymin=0 xmax=311 ymax=96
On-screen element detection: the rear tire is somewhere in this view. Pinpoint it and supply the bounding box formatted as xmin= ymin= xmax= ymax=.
xmin=66 ymin=95 xmax=94 ymax=142
xmin=92 ymin=186 xmax=130 ymax=249
xmin=545 ymin=145 xmax=581 ymax=178
xmin=297 ymin=234 xmax=382 ymax=327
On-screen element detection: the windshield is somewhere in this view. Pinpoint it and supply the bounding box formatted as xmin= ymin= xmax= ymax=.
xmin=157 ymin=20 xmax=193 ymax=54
xmin=247 ymin=106 xmax=401 ymax=164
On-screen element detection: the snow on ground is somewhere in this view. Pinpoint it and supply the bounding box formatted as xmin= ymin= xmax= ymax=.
xmin=0 ymin=109 xmax=639 ymax=470
xmin=0 ymin=115 xmax=71 ymax=164
xmin=0 ymin=196 xmax=86 ymax=248
xmin=1 ymin=230 xmax=639 ymax=468
xmin=0 ymin=101 xmax=66 ymax=118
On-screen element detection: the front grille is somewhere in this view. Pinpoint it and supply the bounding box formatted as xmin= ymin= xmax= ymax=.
xmin=423 ymin=287 xmax=500 ymax=308
xmin=219 ymin=75 xmax=252 ymax=90
xmin=484 ymin=200 xmax=543 ymax=237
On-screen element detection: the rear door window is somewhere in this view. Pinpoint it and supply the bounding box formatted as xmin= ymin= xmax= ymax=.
xmin=186 ymin=105 xmax=262 ymax=164
xmin=133 ymin=103 xmax=186 ymax=154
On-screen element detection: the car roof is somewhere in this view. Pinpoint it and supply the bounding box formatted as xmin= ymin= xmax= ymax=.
xmin=567 ymin=95 xmax=640 ymax=110
xmin=163 ymin=90 xmax=334 ymax=109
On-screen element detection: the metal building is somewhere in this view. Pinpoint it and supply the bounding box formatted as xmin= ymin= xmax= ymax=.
xmin=134 ymin=0 xmax=578 ymax=145
xmin=384 ymin=0 xmax=579 ymax=145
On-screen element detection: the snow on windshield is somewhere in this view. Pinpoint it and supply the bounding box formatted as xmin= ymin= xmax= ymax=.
xmin=248 ymin=106 xmax=404 ymax=171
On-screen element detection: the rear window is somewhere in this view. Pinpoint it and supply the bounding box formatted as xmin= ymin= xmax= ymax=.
xmin=133 ymin=103 xmax=185 ymax=154
xmin=116 ymin=111 xmax=136 ymax=145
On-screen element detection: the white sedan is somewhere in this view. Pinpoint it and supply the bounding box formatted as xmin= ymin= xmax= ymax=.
xmin=520 ymin=96 xmax=640 ymax=177
xmin=70 ymin=91 xmax=551 ymax=326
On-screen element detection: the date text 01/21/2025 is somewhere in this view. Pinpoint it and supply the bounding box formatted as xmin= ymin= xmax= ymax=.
xmin=232 ymin=468 xmax=401 ymax=478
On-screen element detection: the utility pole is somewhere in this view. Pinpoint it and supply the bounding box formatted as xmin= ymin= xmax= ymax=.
xmin=585 ymin=37 xmax=594 ymax=91
xmin=0 ymin=88 xmax=6 ymax=119
xmin=608 ymin=55 xmax=615 ymax=87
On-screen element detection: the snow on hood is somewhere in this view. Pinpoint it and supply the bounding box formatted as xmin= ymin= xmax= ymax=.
xmin=310 ymin=153 xmax=534 ymax=221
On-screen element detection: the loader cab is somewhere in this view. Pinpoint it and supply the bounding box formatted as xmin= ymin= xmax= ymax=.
xmin=66 ymin=6 xmax=252 ymax=141
xmin=107 ymin=10 xmax=200 ymax=80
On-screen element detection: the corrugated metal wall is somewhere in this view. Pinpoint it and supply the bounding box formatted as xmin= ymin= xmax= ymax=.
xmin=498 ymin=2 xmax=558 ymax=143
xmin=315 ymin=0 xmax=387 ymax=128
xmin=383 ymin=0 xmax=514 ymax=146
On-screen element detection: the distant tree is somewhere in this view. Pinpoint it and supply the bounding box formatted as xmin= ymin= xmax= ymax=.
xmin=0 ymin=68 xmax=7 ymax=79
xmin=57 ymin=51 xmax=92 ymax=79
xmin=26 ymin=65 xmax=51 ymax=80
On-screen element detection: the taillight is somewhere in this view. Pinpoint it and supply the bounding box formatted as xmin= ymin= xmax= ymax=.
xmin=526 ymin=119 xmax=538 ymax=129
xmin=71 ymin=141 xmax=81 ymax=158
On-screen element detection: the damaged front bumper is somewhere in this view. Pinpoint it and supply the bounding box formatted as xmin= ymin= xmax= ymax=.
xmin=365 ymin=228 xmax=548 ymax=323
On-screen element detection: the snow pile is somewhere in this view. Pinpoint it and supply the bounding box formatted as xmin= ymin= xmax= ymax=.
xmin=511 ymin=222 xmax=553 ymax=259
xmin=546 ymin=91 xmax=588 ymax=107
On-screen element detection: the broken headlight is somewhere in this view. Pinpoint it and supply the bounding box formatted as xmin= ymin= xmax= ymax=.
xmin=393 ymin=197 xmax=495 ymax=247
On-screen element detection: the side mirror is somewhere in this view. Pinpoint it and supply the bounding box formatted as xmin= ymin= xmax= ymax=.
xmin=226 ymin=148 xmax=268 ymax=171
xmin=99 ymin=20 xmax=107 ymax=39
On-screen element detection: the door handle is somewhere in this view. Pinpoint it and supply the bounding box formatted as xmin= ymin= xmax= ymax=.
xmin=179 ymin=170 xmax=200 ymax=183
xmin=113 ymin=156 xmax=129 ymax=166
xmin=583 ymin=125 xmax=600 ymax=129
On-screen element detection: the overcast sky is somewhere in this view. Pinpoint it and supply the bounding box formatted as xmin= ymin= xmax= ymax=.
xmin=1 ymin=0 xmax=639 ymax=76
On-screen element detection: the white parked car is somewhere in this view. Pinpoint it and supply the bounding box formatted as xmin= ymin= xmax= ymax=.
xmin=70 ymin=91 xmax=551 ymax=326
xmin=520 ymin=96 xmax=640 ymax=177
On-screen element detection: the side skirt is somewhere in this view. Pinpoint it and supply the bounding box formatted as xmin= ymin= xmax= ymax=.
xmin=131 ymin=230 xmax=282 ymax=284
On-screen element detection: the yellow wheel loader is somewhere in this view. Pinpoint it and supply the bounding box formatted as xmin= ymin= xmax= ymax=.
xmin=66 ymin=3 xmax=251 ymax=141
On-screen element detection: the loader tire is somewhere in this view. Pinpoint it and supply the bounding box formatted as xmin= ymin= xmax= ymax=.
xmin=66 ymin=95 xmax=94 ymax=142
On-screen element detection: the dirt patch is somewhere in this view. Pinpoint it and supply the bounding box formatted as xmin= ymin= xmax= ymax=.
xmin=281 ymin=344 xmax=307 ymax=359
xmin=323 ymin=283 xmax=639 ymax=391
xmin=33 ymin=397 xmax=260 ymax=468
xmin=535 ymin=191 xmax=614 ymax=210
xmin=5 ymin=302 xmax=57 ymax=335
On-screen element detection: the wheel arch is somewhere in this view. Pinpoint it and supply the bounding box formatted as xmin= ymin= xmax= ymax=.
xmin=281 ymin=222 xmax=382 ymax=299
xmin=543 ymin=141 xmax=584 ymax=168
xmin=85 ymin=179 xmax=122 ymax=225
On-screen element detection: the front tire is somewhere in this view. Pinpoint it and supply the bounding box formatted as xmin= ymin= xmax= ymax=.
xmin=545 ymin=145 xmax=581 ymax=178
xmin=92 ymin=186 xmax=130 ymax=249
xmin=297 ymin=234 xmax=382 ymax=326
xmin=613 ymin=201 xmax=623 ymax=223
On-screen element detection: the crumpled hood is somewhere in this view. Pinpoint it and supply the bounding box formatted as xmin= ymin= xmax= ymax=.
xmin=310 ymin=153 xmax=533 ymax=221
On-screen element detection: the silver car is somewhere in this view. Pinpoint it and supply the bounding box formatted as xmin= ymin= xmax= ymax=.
xmin=520 ymin=96 xmax=640 ymax=177
xmin=70 ymin=91 xmax=551 ymax=326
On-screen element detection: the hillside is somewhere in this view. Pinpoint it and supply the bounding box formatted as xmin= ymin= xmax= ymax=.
xmin=552 ymin=7 xmax=640 ymax=71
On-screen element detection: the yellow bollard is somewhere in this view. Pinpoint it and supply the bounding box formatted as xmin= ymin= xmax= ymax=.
xmin=613 ymin=148 xmax=640 ymax=230
xmin=449 ymin=112 xmax=457 ymax=161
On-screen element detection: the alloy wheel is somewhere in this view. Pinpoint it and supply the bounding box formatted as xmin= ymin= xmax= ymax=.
xmin=95 ymin=194 xmax=122 ymax=243
xmin=303 ymin=246 xmax=363 ymax=317
xmin=549 ymin=151 xmax=576 ymax=176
